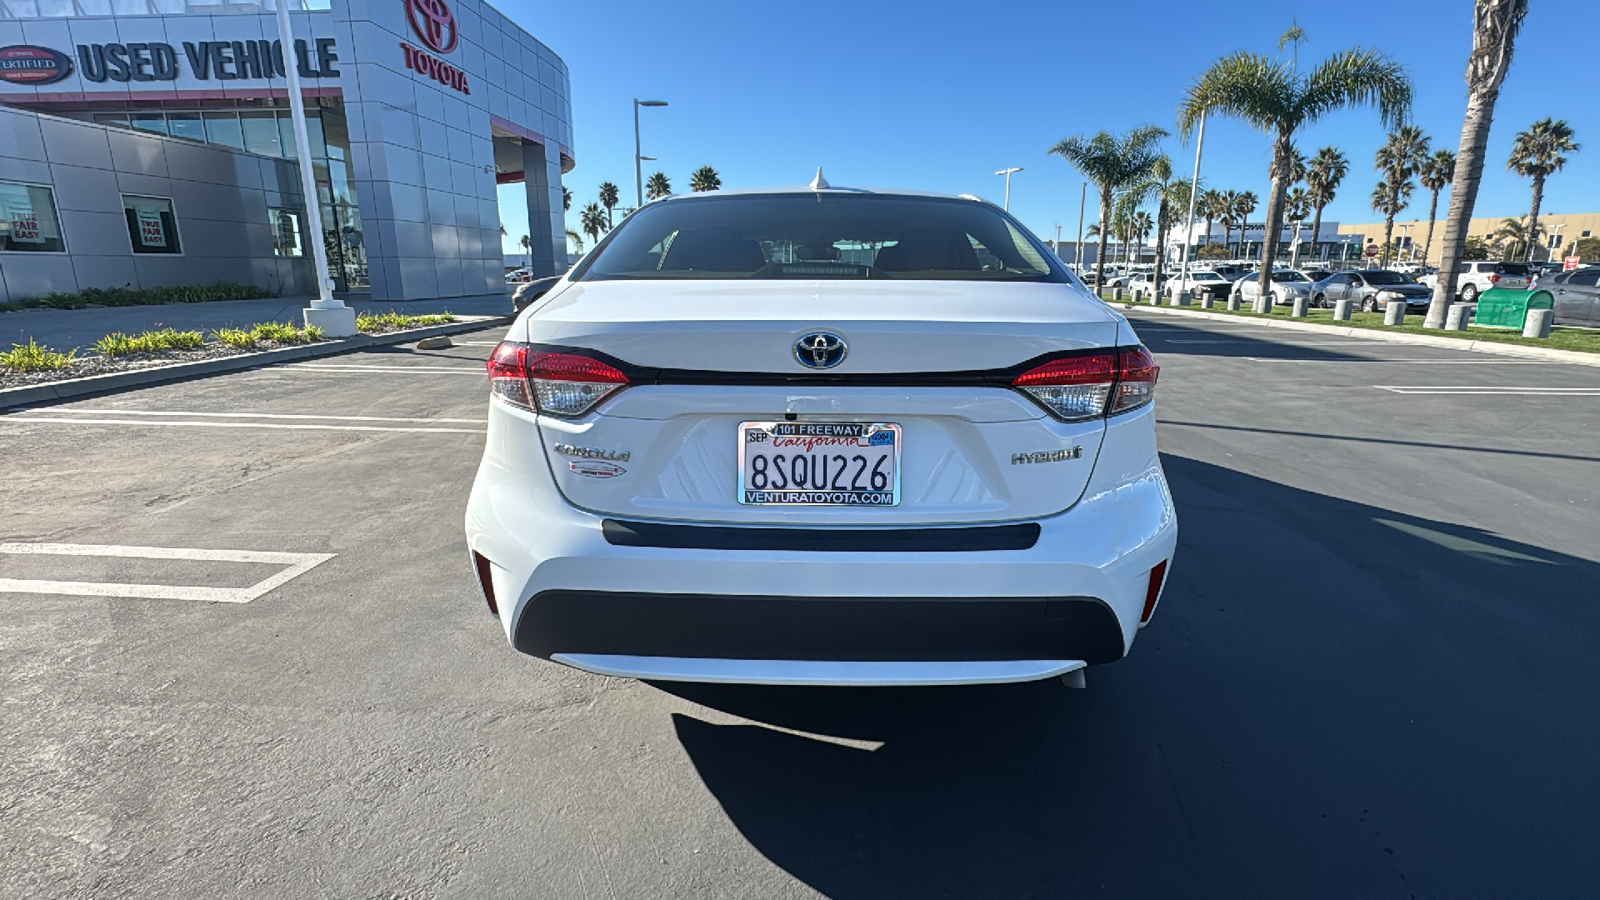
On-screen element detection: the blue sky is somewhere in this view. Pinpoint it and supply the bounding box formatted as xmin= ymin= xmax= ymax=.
xmin=496 ymin=0 xmax=1596 ymax=254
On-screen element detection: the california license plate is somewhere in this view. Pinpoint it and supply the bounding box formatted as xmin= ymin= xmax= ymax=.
xmin=737 ymin=422 xmax=901 ymax=506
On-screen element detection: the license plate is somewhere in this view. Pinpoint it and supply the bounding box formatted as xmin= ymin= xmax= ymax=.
xmin=737 ymin=421 xmax=900 ymax=506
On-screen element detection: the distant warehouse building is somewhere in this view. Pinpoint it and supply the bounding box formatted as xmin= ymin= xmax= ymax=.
xmin=0 ymin=0 xmax=573 ymax=304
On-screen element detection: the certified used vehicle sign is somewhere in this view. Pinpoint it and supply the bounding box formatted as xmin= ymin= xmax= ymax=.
xmin=737 ymin=422 xmax=900 ymax=506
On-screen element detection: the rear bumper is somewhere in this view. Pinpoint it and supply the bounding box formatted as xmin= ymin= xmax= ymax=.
xmin=465 ymin=404 xmax=1177 ymax=685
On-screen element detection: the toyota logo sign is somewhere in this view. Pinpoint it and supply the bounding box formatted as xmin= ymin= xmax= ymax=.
xmin=406 ymin=0 xmax=458 ymax=55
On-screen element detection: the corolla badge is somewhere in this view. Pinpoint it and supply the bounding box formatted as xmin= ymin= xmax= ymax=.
xmin=794 ymin=332 xmax=847 ymax=369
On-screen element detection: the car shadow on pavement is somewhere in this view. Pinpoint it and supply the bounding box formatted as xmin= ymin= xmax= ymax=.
xmin=1130 ymin=316 xmax=1368 ymax=361
xmin=653 ymin=453 xmax=1600 ymax=899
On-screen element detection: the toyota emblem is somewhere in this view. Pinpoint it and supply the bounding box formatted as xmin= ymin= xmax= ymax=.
xmin=794 ymin=332 xmax=847 ymax=369
xmin=406 ymin=0 xmax=459 ymax=54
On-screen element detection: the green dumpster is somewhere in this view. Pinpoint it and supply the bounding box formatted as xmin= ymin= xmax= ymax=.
xmin=1472 ymin=288 xmax=1554 ymax=330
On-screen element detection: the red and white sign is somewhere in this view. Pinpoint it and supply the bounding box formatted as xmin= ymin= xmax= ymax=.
xmin=136 ymin=208 xmax=166 ymax=247
xmin=1565 ymin=256 xmax=1582 ymax=271
xmin=7 ymin=196 xmax=41 ymax=244
xmin=401 ymin=0 xmax=469 ymax=94
xmin=1364 ymin=243 xmax=1379 ymax=258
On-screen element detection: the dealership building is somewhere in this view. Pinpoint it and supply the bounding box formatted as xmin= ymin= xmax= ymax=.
xmin=0 ymin=0 xmax=572 ymax=304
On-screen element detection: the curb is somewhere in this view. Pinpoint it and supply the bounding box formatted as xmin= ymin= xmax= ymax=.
xmin=1124 ymin=303 xmax=1600 ymax=368
xmin=0 ymin=315 xmax=510 ymax=410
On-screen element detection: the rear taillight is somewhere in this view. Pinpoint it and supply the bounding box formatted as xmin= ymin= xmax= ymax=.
xmin=1140 ymin=560 xmax=1168 ymax=624
xmin=486 ymin=342 xmax=629 ymax=417
xmin=1488 ymin=273 xmax=1500 ymax=283
xmin=1012 ymin=346 xmax=1160 ymax=421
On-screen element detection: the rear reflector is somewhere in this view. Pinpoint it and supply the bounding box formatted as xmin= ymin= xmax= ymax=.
xmin=485 ymin=342 xmax=629 ymax=417
xmin=1140 ymin=560 xmax=1168 ymax=624
xmin=472 ymin=551 xmax=499 ymax=617
xmin=1011 ymin=346 xmax=1160 ymax=421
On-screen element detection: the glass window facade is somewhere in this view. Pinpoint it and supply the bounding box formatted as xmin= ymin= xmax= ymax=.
xmin=0 ymin=181 xmax=67 ymax=253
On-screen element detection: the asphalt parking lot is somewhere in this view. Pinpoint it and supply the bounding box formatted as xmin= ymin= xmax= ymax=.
xmin=3 ymin=315 xmax=1598 ymax=898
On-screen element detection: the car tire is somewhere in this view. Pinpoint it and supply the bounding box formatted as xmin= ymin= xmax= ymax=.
xmin=1461 ymin=284 xmax=1479 ymax=303
xmin=1314 ymin=293 xmax=1327 ymax=308
xmin=1361 ymin=296 xmax=1377 ymax=313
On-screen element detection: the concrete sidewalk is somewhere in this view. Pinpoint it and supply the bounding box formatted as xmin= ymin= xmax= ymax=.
xmin=1 ymin=292 xmax=513 ymax=350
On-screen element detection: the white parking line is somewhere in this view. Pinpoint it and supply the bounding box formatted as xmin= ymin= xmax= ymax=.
xmin=30 ymin=409 xmax=485 ymax=424
xmin=0 ymin=416 xmax=484 ymax=434
xmin=273 ymin=363 xmax=483 ymax=374
xmin=1248 ymin=357 xmax=1550 ymax=364
xmin=456 ymin=341 xmax=502 ymax=346
xmin=0 ymin=543 xmax=335 ymax=603
xmin=1375 ymin=385 xmax=1600 ymax=395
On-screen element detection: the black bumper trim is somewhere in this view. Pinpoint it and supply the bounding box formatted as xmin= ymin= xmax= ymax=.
xmin=600 ymin=519 xmax=1041 ymax=553
xmin=513 ymin=590 xmax=1127 ymax=665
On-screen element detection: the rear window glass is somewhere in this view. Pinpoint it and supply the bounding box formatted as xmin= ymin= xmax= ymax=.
xmin=1497 ymin=263 xmax=1531 ymax=275
xmin=576 ymin=193 xmax=1065 ymax=282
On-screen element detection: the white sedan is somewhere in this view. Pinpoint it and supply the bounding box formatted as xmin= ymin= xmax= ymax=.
xmin=1233 ymin=269 xmax=1314 ymax=306
xmin=466 ymin=185 xmax=1177 ymax=687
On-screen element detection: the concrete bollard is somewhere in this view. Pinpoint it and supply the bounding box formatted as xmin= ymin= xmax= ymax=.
xmin=1383 ymin=299 xmax=1407 ymax=326
xmin=1175 ymin=290 xmax=1191 ymax=307
xmin=1333 ymin=298 xmax=1353 ymax=321
xmin=1132 ymin=288 xmax=1143 ymax=303
xmin=1226 ymin=294 xmax=1241 ymax=312
xmin=1523 ymin=308 xmax=1553 ymax=339
xmin=1112 ymin=287 xmax=1124 ymax=302
xmin=1446 ymin=304 xmax=1473 ymax=331
xmin=1199 ymin=294 xmax=1214 ymax=310
xmin=1291 ymin=295 xmax=1309 ymax=318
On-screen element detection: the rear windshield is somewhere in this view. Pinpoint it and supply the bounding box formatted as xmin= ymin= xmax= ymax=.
xmin=575 ymin=193 xmax=1066 ymax=282
xmin=1497 ymin=263 xmax=1531 ymax=275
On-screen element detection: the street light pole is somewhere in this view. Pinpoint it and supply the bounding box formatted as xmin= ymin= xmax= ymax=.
xmin=1549 ymin=223 xmax=1565 ymax=263
xmin=633 ymin=99 xmax=668 ymax=209
xmin=1075 ymin=182 xmax=1086 ymax=278
xmin=995 ymin=167 xmax=1022 ymax=212
xmin=1178 ymin=111 xmax=1205 ymax=292
xmin=276 ymin=0 xmax=353 ymax=335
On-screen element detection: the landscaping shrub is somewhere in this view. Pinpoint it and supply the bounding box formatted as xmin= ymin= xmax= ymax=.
xmin=93 ymin=328 xmax=205 ymax=357
xmin=2 ymin=281 xmax=274 ymax=312
xmin=1 ymin=339 xmax=75 ymax=372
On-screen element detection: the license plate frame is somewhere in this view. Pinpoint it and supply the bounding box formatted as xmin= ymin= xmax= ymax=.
xmin=736 ymin=421 xmax=901 ymax=507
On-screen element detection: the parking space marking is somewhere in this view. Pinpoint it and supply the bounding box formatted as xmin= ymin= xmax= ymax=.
xmin=456 ymin=341 xmax=502 ymax=346
xmin=1247 ymin=357 xmax=1550 ymax=364
xmin=273 ymin=363 xmax=483 ymax=374
xmin=0 ymin=543 xmax=335 ymax=603
xmin=30 ymin=409 xmax=485 ymax=424
xmin=0 ymin=416 xmax=484 ymax=434
xmin=1375 ymin=385 xmax=1600 ymax=395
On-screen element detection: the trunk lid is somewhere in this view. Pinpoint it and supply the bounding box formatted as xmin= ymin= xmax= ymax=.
xmin=523 ymin=280 xmax=1126 ymax=526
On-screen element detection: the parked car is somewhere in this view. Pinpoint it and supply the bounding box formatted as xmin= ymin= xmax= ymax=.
xmin=1312 ymin=269 xmax=1432 ymax=312
xmin=1297 ymin=268 xmax=1334 ymax=285
xmin=466 ymin=186 xmax=1178 ymax=687
xmin=1128 ymin=272 xmax=1171 ymax=295
xmin=505 ymin=267 xmax=535 ymax=283
xmin=1418 ymin=261 xmax=1531 ymax=301
xmin=1210 ymin=263 xmax=1251 ymax=283
xmin=1232 ymin=269 xmax=1314 ymax=306
xmin=1172 ymin=269 xmax=1236 ymax=300
xmin=1539 ymin=266 xmax=1600 ymax=326
xmin=511 ymin=274 xmax=562 ymax=313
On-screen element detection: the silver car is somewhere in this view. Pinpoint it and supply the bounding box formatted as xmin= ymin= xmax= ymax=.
xmin=1232 ymin=270 xmax=1314 ymax=306
xmin=1312 ymin=269 xmax=1432 ymax=312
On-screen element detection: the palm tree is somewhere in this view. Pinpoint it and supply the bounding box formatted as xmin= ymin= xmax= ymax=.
xmin=580 ymin=202 xmax=607 ymax=244
xmin=646 ymin=171 xmax=672 ymax=200
xmin=1129 ymin=210 xmax=1154 ymax=261
xmin=1373 ymin=126 xmax=1430 ymax=266
xmin=562 ymin=186 xmax=572 ymax=212
xmin=519 ymin=234 xmax=531 ymax=266
xmin=598 ymin=182 xmax=620 ymax=227
xmin=1197 ymin=189 xmax=1221 ymax=245
xmin=690 ymin=166 xmax=722 ymax=192
xmin=566 ymin=228 xmax=584 ymax=255
xmin=1285 ymin=187 xmax=1311 ymax=266
xmin=1048 ymin=125 xmax=1170 ymax=290
xmin=1279 ymin=18 xmax=1306 ymax=71
xmin=1179 ymin=47 xmax=1412 ymax=311
xmin=1370 ymin=181 xmax=1415 ymax=264
xmin=1120 ymin=158 xmax=1194 ymax=291
xmin=1507 ymin=118 xmax=1579 ymax=261
xmin=1230 ymin=191 xmax=1258 ymax=257
xmin=1205 ymin=189 xmax=1232 ymax=249
xmin=1216 ymin=189 xmax=1241 ymax=252
xmin=1305 ymin=147 xmax=1348 ymax=264
xmin=1417 ymin=149 xmax=1456 ymax=265
xmin=1425 ymin=0 xmax=1529 ymax=329
xmin=1494 ymin=215 xmax=1542 ymax=261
